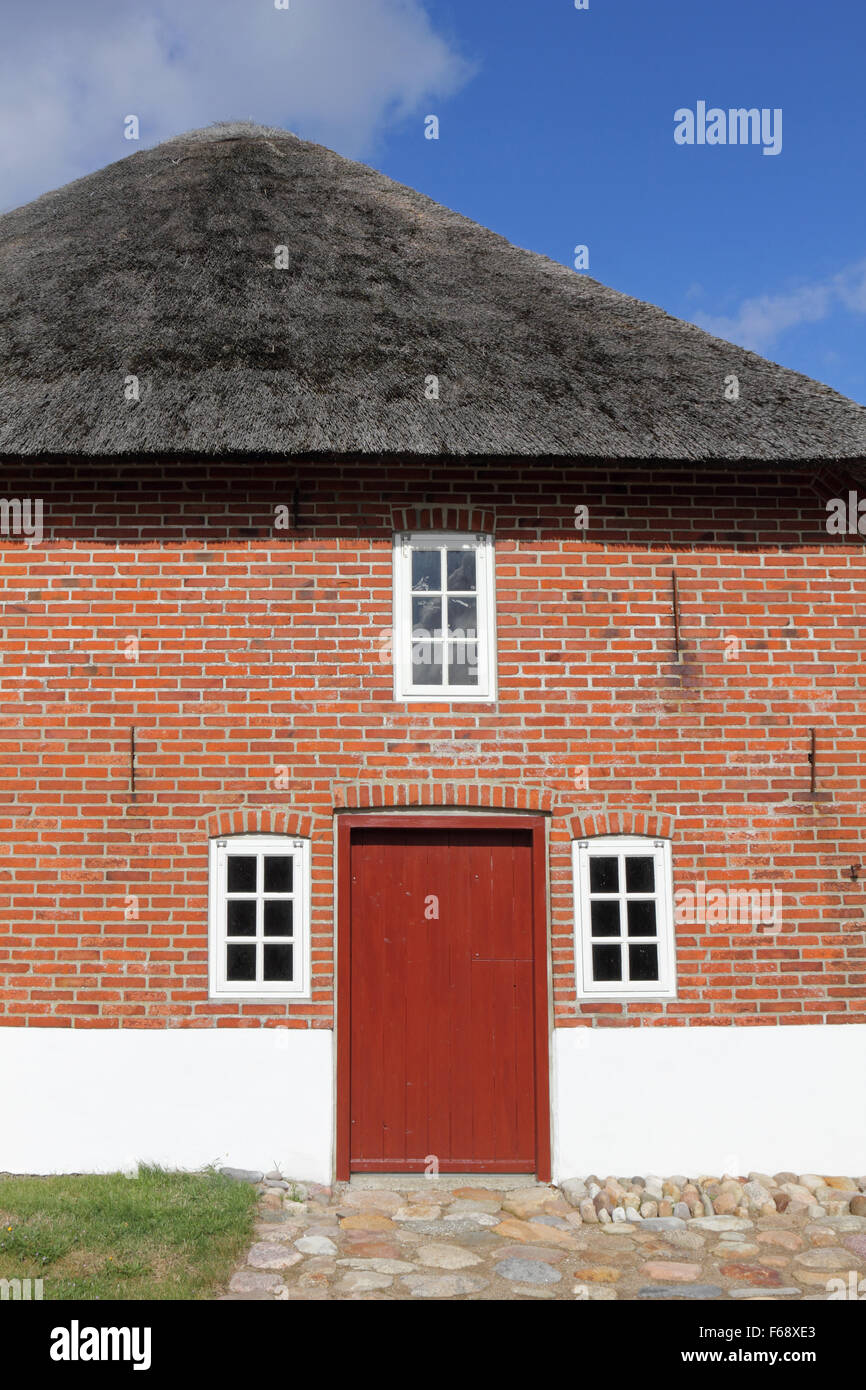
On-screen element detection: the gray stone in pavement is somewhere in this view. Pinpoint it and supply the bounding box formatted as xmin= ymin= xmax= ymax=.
xmin=807 ymin=1215 xmax=866 ymax=1232
xmin=402 ymin=1273 xmax=489 ymax=1298
xmin=794 ymin=1246 xmax=857 ymax=1268
xmin=638 ymin=1284 xmax=724 ymax=1300
xmin=728 ymin=1288 xmax=803 ymax=1299
xmin=295 ymin=1235 xmax=338 ymax=1256
xmin=560 ymin=1178 xmax=588 ymax=1206
xmin=336 ymin=1271 xmax=393 ymax=1292
xmin=494 ymin=1258 xmax=562 ymax=1285
xmin=229 ymin=1271 xmax=284 ymax=1293
xmin=246 ymin=1243 xmax=303 ymax=1270
xmin=402 ymin=1219 xmax=482 ymax=1237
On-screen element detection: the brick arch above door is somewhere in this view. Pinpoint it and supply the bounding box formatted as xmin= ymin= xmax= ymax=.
xmin=332 ymin=780 xmax=555 ymax=813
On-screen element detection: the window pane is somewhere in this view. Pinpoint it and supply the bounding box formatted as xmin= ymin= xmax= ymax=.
xmin=411 ymin=549 xmax=440 ymax=592
xmin=264 ymin=944 xmax=293 ymax=982
xmin=592 ymin=943 xmax=622 ymax=982
xmin=227 ymin=855 xmax=257 ymax=892
xmin=625 ymin=856 xmax=655 ymax=893
xmin=411 ymin=640 xmax=443 ymax=685
xmin=412 ymin=597 xmax=442 ymax=633
xmin=264 ymin=856 xmax=293 ymax=893
xmin=446 ymin=549 xmax=476 ymax=592
xmin=264 ymin=900 xmax=293 ymax=937
xmin=589 ymin=856 xmax=618 ymax=893
xmin=446 ymin=595 xmax=477 ymax=637
xmin=227 ymin=944 xmax=256 ymax=982
xmin=627 ymin=900 xmax=657 ymax=937
xmin=629 ymin=943 xmax=659 ymax=982
xmin=448 ymin=641 xmax=479 ymax=687
xmin=226 ymin=900 xmax=256 ymax=936
xmin=590 ymin=900 xmax=621 ymax=936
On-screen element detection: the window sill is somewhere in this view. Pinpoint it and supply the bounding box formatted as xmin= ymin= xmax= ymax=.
xmin=395 ymin=691 xmax=497 ymax=703
xmin=576 ymin=991 xmax=678 ymax=1003
xmin=207 ymin=993 xmax=313 ymax=1004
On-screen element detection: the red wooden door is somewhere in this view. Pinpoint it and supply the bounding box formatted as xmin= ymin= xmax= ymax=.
xmin=347 ymin=825 xmax=541 ymax=1173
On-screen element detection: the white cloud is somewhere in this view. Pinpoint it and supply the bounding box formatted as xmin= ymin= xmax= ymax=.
xmin=0 ymin=0 xmax=473 ymax=211
xmin=834 ymin=263 xmax=866 ymax=313
xmin=694 ymin=260 xmax=866 ymax=351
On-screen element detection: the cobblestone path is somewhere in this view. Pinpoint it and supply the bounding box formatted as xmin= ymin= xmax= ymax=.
xmin=220 ymin=1177 xmax=866 ymax=1301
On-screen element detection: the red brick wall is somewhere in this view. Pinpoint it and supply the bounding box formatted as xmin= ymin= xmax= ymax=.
xmin=0 ymin=458 xmax=863 ymax=1031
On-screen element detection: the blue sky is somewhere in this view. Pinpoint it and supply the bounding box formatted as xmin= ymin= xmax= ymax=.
xmin=3 ymin=0 xmax=864 ymax=402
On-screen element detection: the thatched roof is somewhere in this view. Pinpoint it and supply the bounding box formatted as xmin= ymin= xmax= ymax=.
xmin=1 ymin=121 xmax=864 ymax=461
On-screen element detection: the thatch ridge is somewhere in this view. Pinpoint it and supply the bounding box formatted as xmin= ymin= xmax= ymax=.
xmin=1 ymin=121 xmax=864 ymax=461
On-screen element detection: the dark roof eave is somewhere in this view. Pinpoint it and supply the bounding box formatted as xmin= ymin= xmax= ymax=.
xmin=1 ymin=449 xmax=862 ymax=469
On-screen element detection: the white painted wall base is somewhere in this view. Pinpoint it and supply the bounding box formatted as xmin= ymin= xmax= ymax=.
xmin=4 ymin=1023 xmax=864 ymax=1184
xmin=0 ymin=1027 xmax=334 ymax=1184
xmin=553 ymin=1023 xmax=866 ymax=1182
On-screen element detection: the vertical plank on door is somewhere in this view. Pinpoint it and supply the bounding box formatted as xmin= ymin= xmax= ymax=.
xmin=425 ymin=832 xmax=451 ymax=1168
xmin=350 ymin=833 xmax=383 ymax=1166
xmin=380 ymin=833 xmax=408 ymax=1165
xmin=450 ymin=830 xmax=474 ymax=1164
xmin=404 ymin=831 xmax=427 ymax=1164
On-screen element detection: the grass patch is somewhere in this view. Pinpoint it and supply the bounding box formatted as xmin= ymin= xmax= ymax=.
xmin=0 ymin=1166 xmax=257 ymax=1300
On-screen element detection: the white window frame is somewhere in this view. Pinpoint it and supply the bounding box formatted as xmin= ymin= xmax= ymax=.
xmin=208 ymin=834 xmax=312 ymax=1000
xmin=393 ymin=531 xmax=497 ymax=702
xmin=572 ymin=836 xmax=676 ymax=1001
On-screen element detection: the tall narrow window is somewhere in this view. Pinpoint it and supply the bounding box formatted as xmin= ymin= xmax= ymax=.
xmin=393 ymin=532 xmax=496 ymax=701
xmin=572 ymin=836 xmax=676 ymax=999
xmin=209 ymin=835 xmax=311 ymax=998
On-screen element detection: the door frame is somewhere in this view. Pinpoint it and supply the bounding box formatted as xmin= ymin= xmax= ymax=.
xmin=335 ymin=812 xmax=551 ymax=1182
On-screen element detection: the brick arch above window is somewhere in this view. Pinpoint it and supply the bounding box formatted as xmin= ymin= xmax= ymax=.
xmin=390 ymin=505 xmax=496 ymax=535
xmin=567 ymin=808 xmax=676 ymax=840
xmin=203 ymin=807 xmax=316 ymax=840
xmin=333 ymin=780 xmax=554 ymax=813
